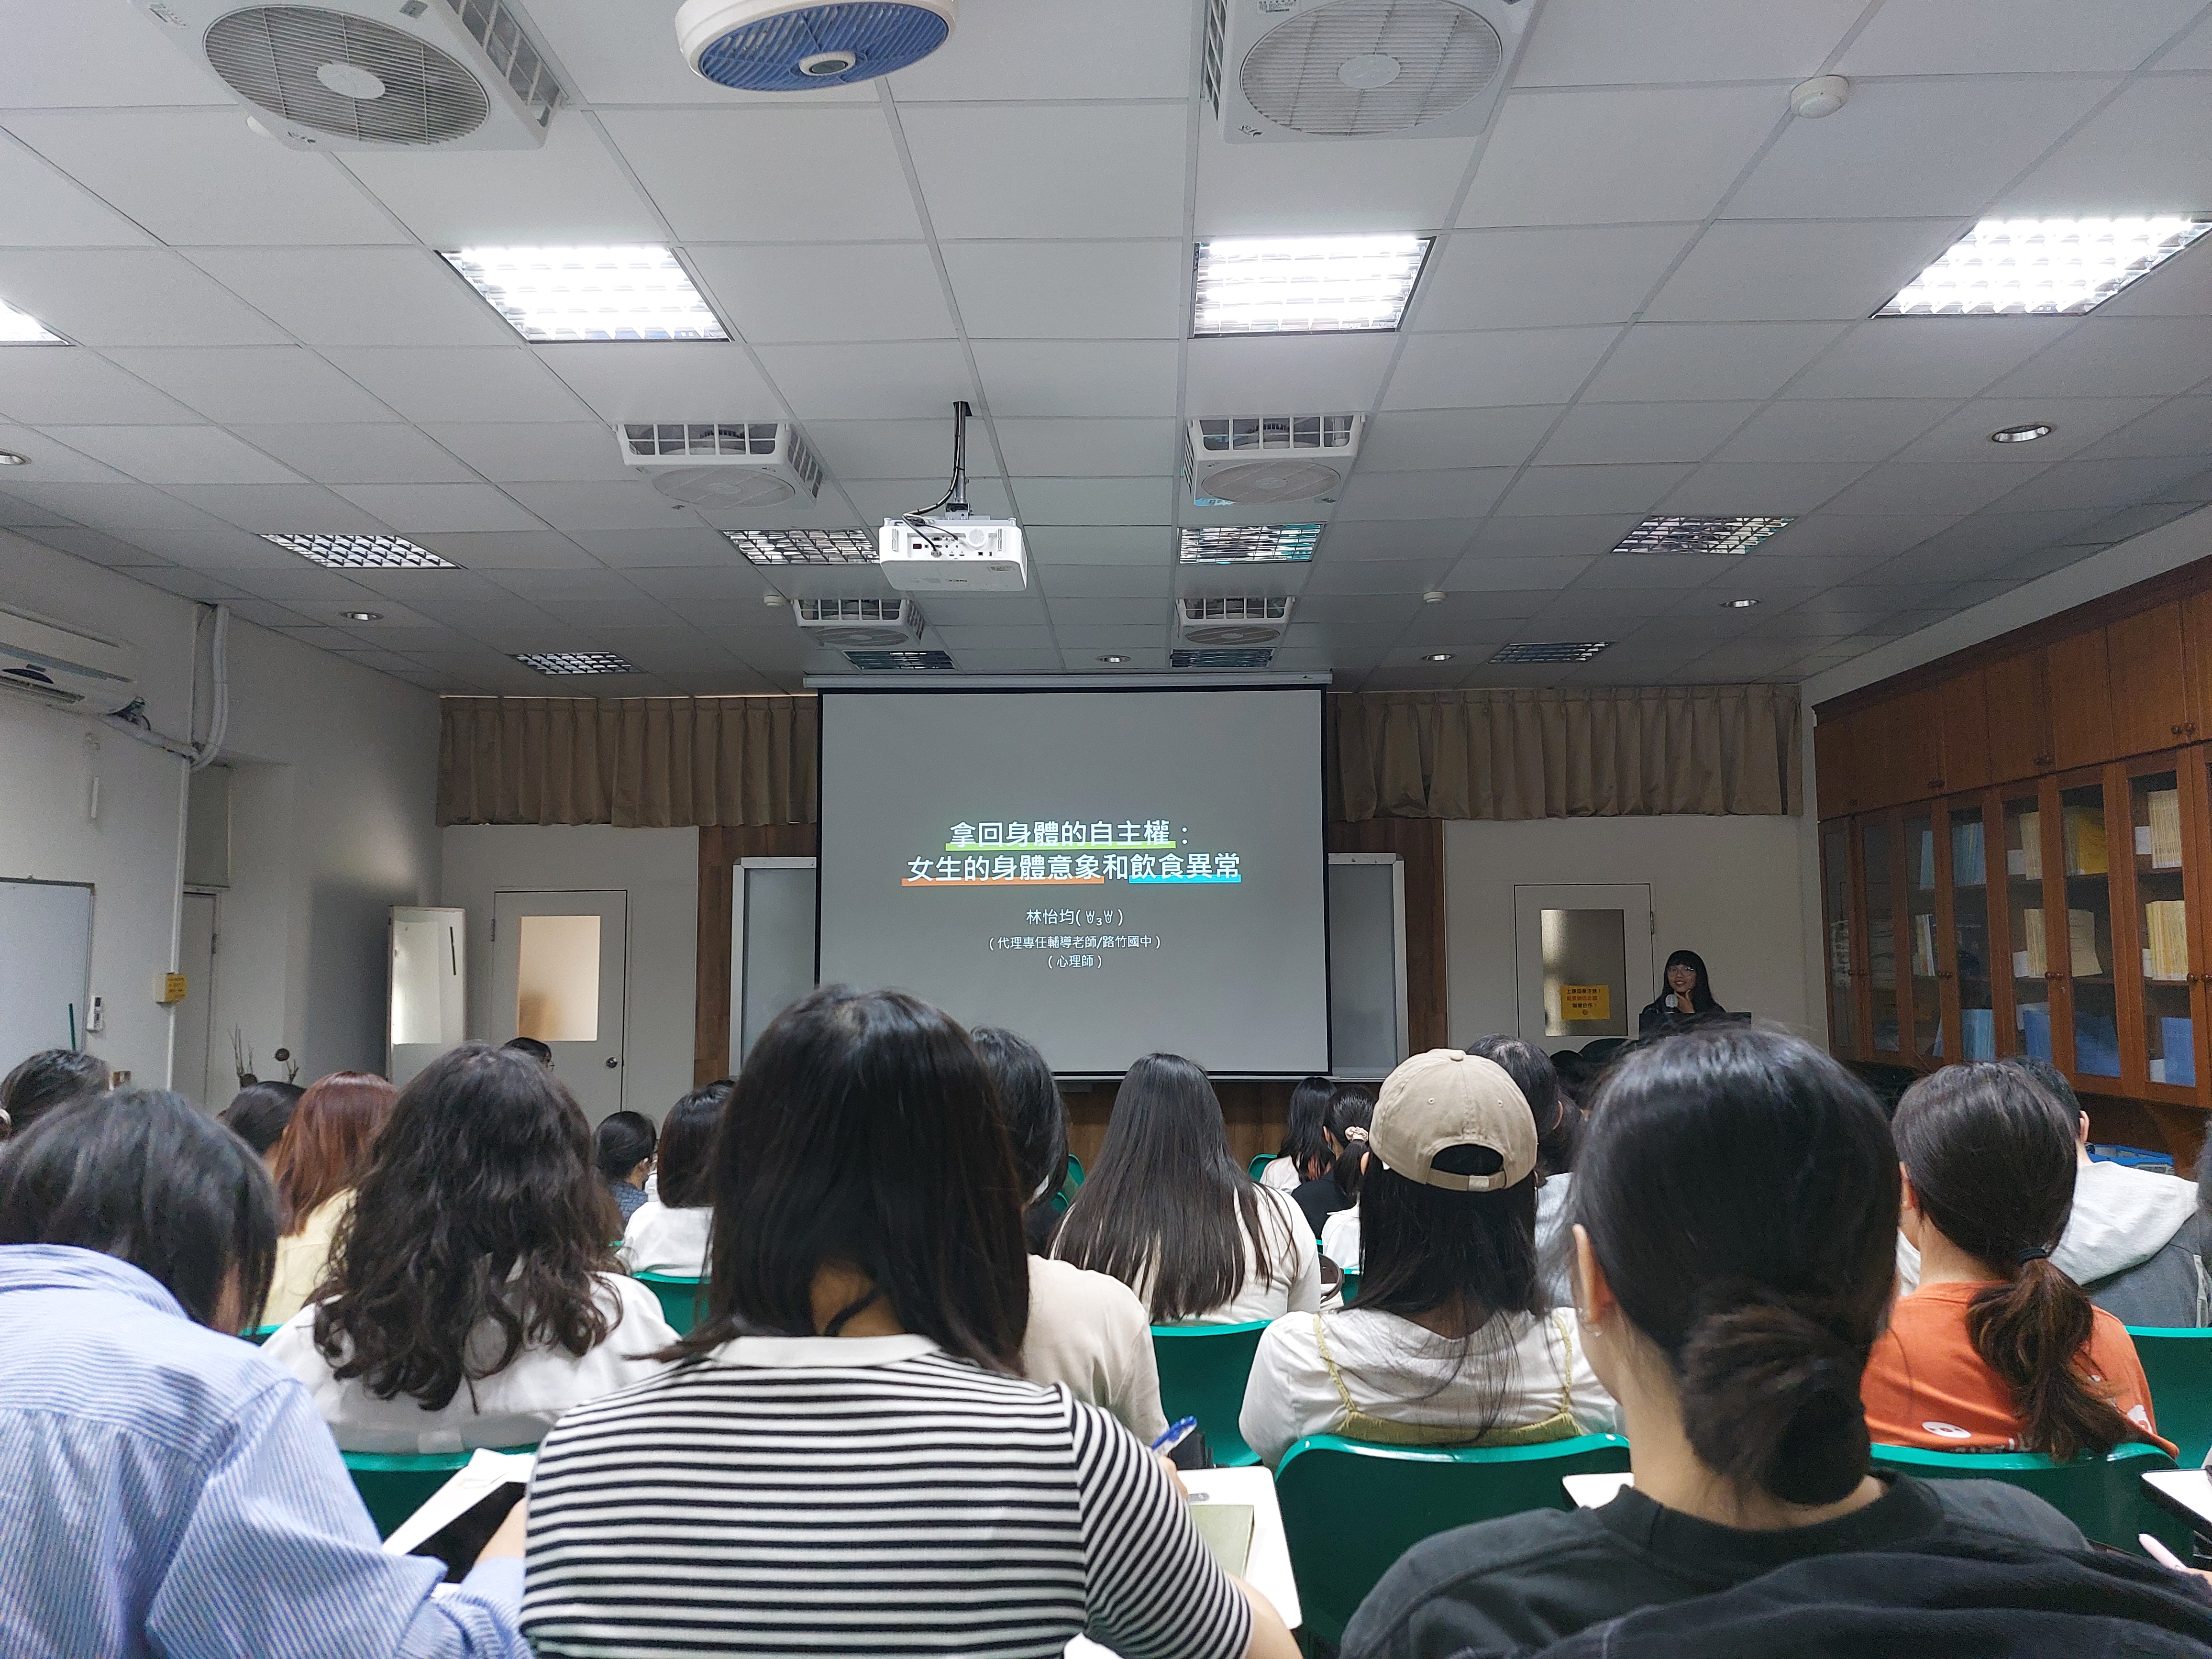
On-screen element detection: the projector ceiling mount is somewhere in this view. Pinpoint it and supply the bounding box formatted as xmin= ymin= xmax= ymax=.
xmin=878 ymin=401 xmax=1028 ymax=592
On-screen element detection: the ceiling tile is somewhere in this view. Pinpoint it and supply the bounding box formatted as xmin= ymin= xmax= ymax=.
xmin=165 ymin=483 xmax=391 ymax=533
xmin=567 ymin=525 xmax=752 ymax=567
xmin=901 ymin=104 xmax=1188 ymax=240
xmin=1411 ymin=225 xmax=1694 ymax=331
xmin=1537 ymin=401 xmax=1759 ymax=465
xmin=1782 ymin=317 xmax=2078 ymax=399
xmin=1319 ymin=519 xmax=1479 ymax=560
xmin=806 ymin=419 xmax=976 ymax=480
xmin=753 ymin=341 xmax=977 ymax=420
xmin=2099 ymin=241 xmax=2212 ymax=319
xmin=0 ymin=132 xmax=154 ymax=245
xmin=690 ymin=243 xmax=955 ymax=345
xmin=971 ymin=340 xmax=1180 ymax=418
xmin=414 ymin=531 xmax=601 ymax=570
xmin=1838 ymin=0 xmax=2203 ymax=72
xmin=1299 ymin=558 xmax=1454 ymax=594
xmin=1987 ymin=318 xmax=2212 ymax=399
xmin=1495 ymin=464 xmax=1695 ymax=516
xmin=1819 ymin=461 xmax=2046 ymax=518
xmin=841 ymin=478 xmax=1013 ymax=521
xmin=56 ymin=424 xmax=301 ymax=486
xmin=1645 ymin=220 xmax=1964 ymax=323
xmin=1186 ymin=333 xmax=1400 ymax=412
xmin=1013 ymin=477 xmax=1172 ymax=525
xmin=102 ymin=347 xmax=398 ymax=425
xmin=134 ymin=524 xmax=309 ymax=566
xmin=185 ymin=248 xmax=520 ymax=348
xmin=2001 ymin=75 xmax=2212 ymax=215
xmin=1381 ymin=327 xmax=1621 ymax=410
xmin=1195 ymin=133 xmax=1476 ymax=237
xmin=1659 ymin=460 xmax=1871 ymax=515
xmin=2 ymin=480 xmax=217 ymax=531
xmin=1565 ymin=554 xmax=1727 ymax=591
xmin=888 ymin=0 xmax=1195 ymax=99
xmin=995 ymin=418 xmax=1180 ymax=477
xmin=1357 ymin=407 xmax=1563 ymax=472
xmin=501 ymin=480 xmax=698 ymax=531
xmin=1581 ymin=321 xmax=1848 ymax=403
xmin=1465 ymin=514 xmax=1645 ymax=558
xmin=1745 ymin=514 xmax=1961 ymax=560
xmin=26 ymin=526 xmax=168 ymax=567
xmin=536 ymin=343 xmax=776 ymax=422
xmin=0 ymin=352 xmax=197 ymax=424
xmin=1895 ymin=397 xmax=2164 ymax=464
xmin=0 ymin=424 xmax=131 ymax=481
xmin=1718 ymin=398 xmax=1958 ymax=463
xmin=1988 ymin=454 xmax=2212 ymax=513
xmin=319 ymin=348 xmax=598 ymax=425
xmin=240 ymin=421 xmax=483 ymax=485
xmin=1033 ymin=564 xmax=1172 ymax=599
xmin=423 ymin=423 xmax=633 ymax=484
xmin=1440 ymin=556 xmax=1590 ymax=592
xmin=1513 ymin=0 xmax=1864 ymax=85
xmin=1335 ymin=468 xmax=1513 ymax=521
xmin=0 ymin=0 xmax=217 ymax=106
xmin=0 ymin=249 xmax=288 ymax=347
xmin=1460 ymin=87 xmax=1781 ymax=228
xmin=340 ymin=119 xmax=662 ymax=244
xmin=602 ymin=109 xmax=922 ymax=242
xmin=941 ymin=240 xmax=1184 ymax=341
xmin=4 ymin=110 xmax=404 ymax=246
xmin=2078 ymin=398 xmax=2212 ymax=460
xmin=1023 ymin=525 xmax=1174 ymax=565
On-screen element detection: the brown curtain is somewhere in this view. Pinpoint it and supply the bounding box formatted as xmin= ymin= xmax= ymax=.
xmin=438 ymin=697 xmax=817 ymax=827
xmin=1327 ymin=686 xmax=1801 ymax=821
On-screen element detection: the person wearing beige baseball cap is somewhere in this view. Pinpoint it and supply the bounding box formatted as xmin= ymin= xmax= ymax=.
xmin=1238 ymin=1049 xmax=1615 ymax=1469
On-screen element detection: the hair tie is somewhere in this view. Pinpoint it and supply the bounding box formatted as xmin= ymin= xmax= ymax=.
xmin=2015 ymin=1246 xmax=2052 ymax=1265
xmin=1342 ymin=1126 xmax=1370 ymax=1142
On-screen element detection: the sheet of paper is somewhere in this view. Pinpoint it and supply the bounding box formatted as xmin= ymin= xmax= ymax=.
xmin=2144 ymin=1470 xmax=2212 ymax=1526
xmin=381 ymin=1449 xmax=536 ymax=1559
xmin=1561 ymin=1471 xmax=1635 ymax=1508
xmin=1184 ymin=1465 xmax=1301 ymax=1631
xmin=1189 ymin=1503 xmax=1254 ymax=1577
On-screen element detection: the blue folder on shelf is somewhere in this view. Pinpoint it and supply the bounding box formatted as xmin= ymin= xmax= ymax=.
xmin=1962 ymin=1007 xmax=1995 ymax=1062
xmin=2074 ymin=1012 xmax=2121 ymax=1077
xmin=2018 ymin=1003 xmax=2053 ymax=1062
xmin=2157 ymin=1018 xmax=2196 ymax=1087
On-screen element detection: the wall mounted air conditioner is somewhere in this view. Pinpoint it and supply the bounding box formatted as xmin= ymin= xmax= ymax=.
xmin=618 ymin=422 xmax=825 ymax=509
xmin=133 ymin=0 xmax=562 ymax=151
xmin=0 ymin=605 xmax=139 ymax=715
xmin=1175 ymin=595 xmax=1295 ymax=646
xmin=1186 ymin=414 xmax=1363 ymax=506
xmin=1202 ymin=0 xmax=1532 ymax=143
xmin=794 ymin=597 xmax=922 ymax=649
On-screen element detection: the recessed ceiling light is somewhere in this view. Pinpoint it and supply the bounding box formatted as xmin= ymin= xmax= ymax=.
xmin=846 ymin=649 xmax=956 ymax=671
xmin=1490 ymin=641 xmax=1611 ymax=664
xmin=1422 ymin=590 xmax=1446 ymax=603
xmin=0 ymin=294 xmax=64 ymax=345
xmin=1423 ymin=652 xmax=1454 ymax=662
xmin=515 ymin=651 xmax=638 ymax=675
xmin=264 ymin=534 xmax=455 ymax=570
xmin=0 ymin=451 xmax=28 ymax=466
xmin=1613 ymin=516 xmax=1792 ymax=557
xmin=1097 ymin=654 xmax=1129 ymax=664
xmin=342 ymin=610 xmax=384 ymax=622
xmin=1172 ymin=647 xmax=1275 ymax=669
xmin=1991 ymin=422 xmax=2054 ymax=443
xmin=1178 ymin=524 xmax=1322 ymax=564
xmin=442 ymin=246 xmax=730 ymax=343
xmin=1192 ymin=235 xmax=1433 ymax=336
xmin=1878 ymin=217 xmax=2212 ymax=317
xmin=1722 ymin=597 xmax=1760 ymax=609
xmin=724 ymin=528 xmax=877 ymax=566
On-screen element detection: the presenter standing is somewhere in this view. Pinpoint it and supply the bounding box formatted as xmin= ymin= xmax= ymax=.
xmin=1638 ymin=949 xmax=1727 ymax=1037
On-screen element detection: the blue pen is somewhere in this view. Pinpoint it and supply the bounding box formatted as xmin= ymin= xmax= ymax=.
xmin=1150 ymin=1416 xmax=1198 ymax=1452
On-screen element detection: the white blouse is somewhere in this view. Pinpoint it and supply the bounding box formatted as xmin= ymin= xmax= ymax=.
xmin=619 ymin=1202 xmax=712 ymax=1277
xmin=1108 ymin=1184 xmax=1322 ymax=1327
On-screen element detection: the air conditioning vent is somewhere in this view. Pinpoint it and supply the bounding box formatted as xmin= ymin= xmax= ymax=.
xmin=1173 ymin=647 xmax=1274 ymax=669
xmin=133 ymin=0 xmax=560 ymax=151
xmin=1206 ymin=0 xmax=1529 ymax=144
xmin=1186 ymin=414 xmax=1362 ymax=506
xmin=1176 ymin=595 xmax=1294 ymax=646
xmin=796 ymin=596 xmax=921 ymax=649
xmin=0 ymin=604 xmax=139 ymax=714
xmin=619 ymin=421 xmax=824 ymax=508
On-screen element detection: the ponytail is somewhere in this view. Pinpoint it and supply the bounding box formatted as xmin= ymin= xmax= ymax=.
xmin=1966 ymin=1255 xmax=2133 ymax=1461
xmin=1678 ymin=1285 xmax=1871 ymax=1506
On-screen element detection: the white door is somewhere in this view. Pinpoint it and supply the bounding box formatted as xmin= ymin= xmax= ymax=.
xmin=490 ymin=890 xmax=627 ymax=1116
xmin=389 ymin=906 xmax=467 ymax=1089
xmin=175 ymin=891 xmax=218 ymax=1106
xmin=1513 ymin=884 xmax=1655 ymax=1048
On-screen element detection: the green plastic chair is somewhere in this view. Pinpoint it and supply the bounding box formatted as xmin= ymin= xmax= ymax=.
xmin=343 ymin=1445 xmax=536 ymax=1540
xmin=636 ymin=1272 xmax=706 ymax=1337
xmin=1870 ymin=1441 xmax=2187 ymax=1557
xmin=1339 ymin=1270 xmax=1360 ymax=1306
xmin=1248 ymin=1153 xmax=1275 ymax=1182
xmin=2127 ymin=1326 xmax=2212 ymax=1470
xmin=240 ymin=1323 xmax=281 ymax=1346
xmin=1049 ymin=1154 xmax=1086 ymax=1216
xmin=1277 ymin=1433 xmax=1633 ymax=1645
xmin=1150 ymin=1321 xmax=1272 ymax=1468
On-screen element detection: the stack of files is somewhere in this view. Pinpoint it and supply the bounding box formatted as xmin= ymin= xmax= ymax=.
xmin=1911 ymin=913 xmax=1939 ymax=978
xmin=2018 ymin=1002 xmax=2053 ymax=1061
xmin=2064 ymin=806 xmax=2108 ymax=876
xmin=2145 ymin=899 xmax=2190 ymax=981
xmin=2068 ymin=908 xmax=2102 ymax=977
xmin=1915 ymin=828 xmax=1936 ymax=891
xmin=1952 ymin=819 xmax=1987 ymax=886
xmin=2008 ymin=812 xmax=2043 ymax=880
xmin=2074 ymin=1011 xmax=2121 ymax=1075
xmin=2156 ymin=1020 xmax=2196 ymax=1088
xmin=1961 ymin=1007 xmax=1996 ymax=1061
xmin=2150 ymin=790 xmax=2185 ymax=870
xmin=2013 ymin=908 xmax=2047 ymax=978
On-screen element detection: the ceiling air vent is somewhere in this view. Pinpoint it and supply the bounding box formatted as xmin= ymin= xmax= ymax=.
xmin=1176 ymin=595 xmax=1294 ymax=646
xmin=796 ymin=596 xmax=921 ymax=649
xmin=1186 ymin=415 xmax=1361 ymax=506
xmin=619 ymin=421 xmax=824 ymax=508
xmin=1172 ymin=648 xmax=1275 ymax=669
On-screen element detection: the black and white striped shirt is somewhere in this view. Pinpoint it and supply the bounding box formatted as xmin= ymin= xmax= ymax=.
xmin=520 ymin=1333 xmax=1253 ymax=1659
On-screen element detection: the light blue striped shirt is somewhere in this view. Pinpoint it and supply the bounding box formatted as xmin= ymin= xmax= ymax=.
xmin=0 ymin=1245 xmax=528 ymax=1659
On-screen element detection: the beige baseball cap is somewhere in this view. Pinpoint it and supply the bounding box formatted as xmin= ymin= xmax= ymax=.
xmin=1369 ymin=1049 xmax=1537 ymax=1193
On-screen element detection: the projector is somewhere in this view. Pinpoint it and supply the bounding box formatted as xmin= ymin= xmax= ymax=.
xmin=878 ymin=517 xmax=1028 ymax=593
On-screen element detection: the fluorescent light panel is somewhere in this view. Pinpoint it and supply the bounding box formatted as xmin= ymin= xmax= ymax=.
xmin=1192 ymin=235 xmax=1432 ymax=336
xmin=1178 ymin=524 xmax=1322 ymax=564
xmin=846 ymin=650 xmax=955 ymax=671
xmin=444 ymin=246 xmax=729 ymax=343
xmin=0 ymin=294 xmax=63 ymax=344
xmin=1878 ymin=217 xmax=2211 ymax=317
xmin=515 ymin=651 xmax=638 ymax=675
xmin=1490 ymin=641 xmax=1610 ymax=664
xmin=1613 ymin=516 xmax=1792 ymax=557
xmin=725 ymin=528 xmax=877 ymax=566
xmin=1172 ymin=648 xmax=1274 ymax=668
xmin=264 ymin=533 xmax=454 ymax=569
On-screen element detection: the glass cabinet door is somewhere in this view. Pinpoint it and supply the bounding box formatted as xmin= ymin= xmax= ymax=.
xmin=2002 ymin=790 xmax=2053 ymax=1063
xmin=1821 ymin=822 xmax=1860 ymax=1056
xmin=1905 ymin=810 xmax=1943 ymax=1058
xmin=2130 ymin=766 xmax=2194 ymax=1091
xmin=1949 ymin=800 xmax=1995 ymax=1061
xmin=1865 ymin=817 xmax=1900 ymax=1055
xmin=2058 ymin=778 xmax=2120 ymax=1081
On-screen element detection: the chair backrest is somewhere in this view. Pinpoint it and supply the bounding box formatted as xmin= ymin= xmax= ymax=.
xmin=1339 ymin=1270 xmax=1360 ymax=1306
xmin=2127 ymin=1326 xmax=2212 ymax=1470
xmin=1064 ymin=1153 xmax=1084 ymax=1189
xmin=1870 ymin=1441 xmax=2186 ymax=1557
xmin=635 ymin=1272 xmax=705 ymax=1338
xmin=1277 ymin=1433 xmax=1632 ymax=1645
xmin=1150 ymin=1321 xmax=1272 ymax=1467
xmin=241 ymin=1323 xmax=281 ymax=1345
xmin=343 ymin=1445 xmax=537 ymax=1540
xmin=1247 ymin=1152 xmax=1273 ymax=1182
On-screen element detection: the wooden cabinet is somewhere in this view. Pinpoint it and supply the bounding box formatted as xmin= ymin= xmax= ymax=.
xmin=1815 ymin=708 xmax=1873 ymax=818
xmin=1941 ymin=667 xmax=1993 ymax=793
xmin=1981 ymin=651 xmax=2054 ymax=784
xmin=2108 ymin=607 xmax=2193 ymax=759
xmin=2046 ymin=630 xmax=2115 ymax=774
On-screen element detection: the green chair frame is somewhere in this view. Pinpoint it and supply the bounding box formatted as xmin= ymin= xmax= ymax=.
xmin=1050 ymin=1153 xmax=1086 ymax=1215
xmin=1338 ymin=1270 xmax=1360 ymax=1306
xmin=2127 ymin=1326 xmax=2212 ymax=1471
xmin=241 ymin=1323 xmax=281 ymax=1345
xmin=1870 ymin=1440 xmax=2187 ymax=1557
xmin=1277 ymin=1433 xmax=1633 ymax=1645
xmin=343 ymin=1445 xmax=536 ymax=1540
xmin=635 ymin=1271 xmax=706 ymax=1338
xmin=1247 ymin=1152 xmax=1274 ymax=1182
xmin=1150 ymin=1321 xmax=1272 ymax=1468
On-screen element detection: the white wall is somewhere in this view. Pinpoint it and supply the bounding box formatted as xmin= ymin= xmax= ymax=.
xmin=440 ymin=824 xmax=699 ymax=1124
xmin=1444 ymin=815 xmax=1814 ymax=1047
xmin=0 ymin=532 xmax=440 ymax=1096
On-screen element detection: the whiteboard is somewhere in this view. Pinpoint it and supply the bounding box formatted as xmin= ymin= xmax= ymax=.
xmin=1327 ymin=854 xmax=1408 ymax=1080
xmin=0 ymin=879 xmax=94 ymax=1067
xmin=729 ymin=859 xmax=818 ymax=1069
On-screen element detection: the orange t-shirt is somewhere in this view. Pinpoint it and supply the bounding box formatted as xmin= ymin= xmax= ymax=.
xmin=1860 ymin=1280 xmax=2174 ymax=1456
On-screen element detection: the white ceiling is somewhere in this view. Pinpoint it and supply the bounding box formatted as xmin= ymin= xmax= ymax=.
xmin=3 ymin=0 xmax=2212 ymax=693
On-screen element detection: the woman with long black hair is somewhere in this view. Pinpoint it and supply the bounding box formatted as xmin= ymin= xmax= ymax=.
xmin=1259 ymin=1074 xmax=1335 ymax=1192
xmin=1637 ymin=949 xmax=1725 ymax=1036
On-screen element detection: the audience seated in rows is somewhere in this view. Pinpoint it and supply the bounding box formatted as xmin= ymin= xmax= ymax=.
xmin=260 ymin=1071 xmax=395 ymax=1328
xmin=1864 ymin=1061 xmax=2171 ymax=1457
xmin=520 ymin=986 xmax=1298 ymax=1659
xmin=1056 ymin=1052 xmax=1320 ymax=1325
xmin=1259 ymin=1074 xmax=1335 ymax=1194
xmin=0 ymin=1048 xmax=108 ymax=1141
xmin=972 ymin=1024 xmax=1167 ymax=1442
xmin=265 ymin=1043 xmax=674 ymax=1453
xmin=1342 ymin=1028 xmax=2097 ymax=1659
xmin=617 ymin=1083 xmax=727 ymax=1277
xmin=219 ymin=1078 xmax=303 ymax=1159
xmin=1241 ymin=1050 xmax=1614 ymax=1468
xmin=592 ymin=1109 xmax=657 ymax=1225
xmin=0 ymin=1088 xmax=530 ymax=1656
xmin=1292 ymin=1084 xmax=1373 ymax=1239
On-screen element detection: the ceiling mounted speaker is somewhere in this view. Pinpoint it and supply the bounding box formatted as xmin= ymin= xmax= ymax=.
xmin=676 ymin=0 xmax=956 ymax=90
xmin=1203 ymin=0 xmax=1530 ymax=144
